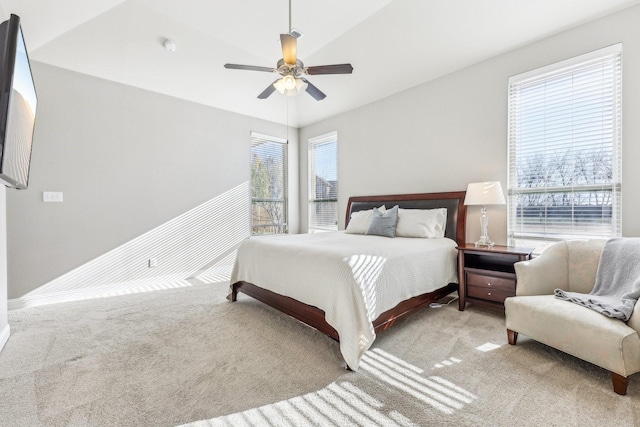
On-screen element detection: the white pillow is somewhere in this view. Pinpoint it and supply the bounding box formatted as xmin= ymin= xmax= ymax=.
xmin=395 ymin=208 xmax=447 ymax=238
xmin=345 ymin=205 xmax=386 ymax=234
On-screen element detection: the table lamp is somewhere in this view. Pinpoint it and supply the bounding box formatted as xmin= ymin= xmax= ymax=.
xmin=464 ymin=181 xmax=506 ymax=248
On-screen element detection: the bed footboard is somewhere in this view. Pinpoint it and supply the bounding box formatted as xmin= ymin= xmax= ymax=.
xmin=231 ymin=281 xmax=340 ymax=341
xmin=231 ymin=281 xmax=458 ymax=341
xmin=372 ymin=282 xmax=458 ymax=332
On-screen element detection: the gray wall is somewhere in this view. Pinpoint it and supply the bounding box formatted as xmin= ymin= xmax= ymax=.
xmin=7 ymin=62 xmax=299 ymax=300
xmin=300 ymin=5 xmax=640 ymax=243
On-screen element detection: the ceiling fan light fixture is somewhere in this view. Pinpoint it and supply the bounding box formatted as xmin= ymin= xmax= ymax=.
xmin=296 ymin=78 xmax=308 ymax=92
xmin=283 ymin=75 xmax=296 ymax=90
xmin=273 ymin=76 xmax=307 ymax=96
xmin=273 ymin=78 xmax=286 ymax=94
xmin=286 ymin=78 xmax=307 ymax=96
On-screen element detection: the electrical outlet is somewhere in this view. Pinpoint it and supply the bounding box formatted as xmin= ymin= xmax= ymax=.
xmin=43 ymin=191 xmax=63 ymax=202
xmin=148 ymin=258 xmax=158 ymax=268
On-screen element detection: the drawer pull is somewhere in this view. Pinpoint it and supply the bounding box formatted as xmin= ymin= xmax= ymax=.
xmin=488 ymin=292 xmax=492 ymax=296
xmin=487 ymin=283 xmax=491 ymax=287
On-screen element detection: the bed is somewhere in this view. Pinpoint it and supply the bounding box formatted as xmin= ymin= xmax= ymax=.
xmin=229 ymin=191 xmax=467 ymax=369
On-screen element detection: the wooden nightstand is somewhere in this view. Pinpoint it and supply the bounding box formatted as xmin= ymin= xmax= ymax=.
xmin=457 ymin=244 xmax=533 ymax=311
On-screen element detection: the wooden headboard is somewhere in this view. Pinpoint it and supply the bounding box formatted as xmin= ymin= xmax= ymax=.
xmin=345 ymin=191 xmax=467 ymax=246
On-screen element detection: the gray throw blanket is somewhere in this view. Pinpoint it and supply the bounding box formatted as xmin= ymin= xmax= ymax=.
xmin=554 ymin=237 xmax=640 ymax=321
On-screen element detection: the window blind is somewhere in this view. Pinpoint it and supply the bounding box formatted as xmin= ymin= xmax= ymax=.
xmin=507 ymin=44 xmax=622 ymax=253
xmin=250 ymin=132 xmax=288 ymax=235
xmin=308 ymin=132 xmax=338 ymax=232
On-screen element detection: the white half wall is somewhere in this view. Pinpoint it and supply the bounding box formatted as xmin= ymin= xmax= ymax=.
xmin=0 ymin=186 xmax=8 ymax=351
xmin=6 ymin=62 xmax=299 ymax=301
xmin=300 ymin=4 xmax=640 ymax=243
xmin=0 ymin=6 xmax=9 ymax=352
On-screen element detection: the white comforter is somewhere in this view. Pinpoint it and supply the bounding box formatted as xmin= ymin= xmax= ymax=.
xmin=229 ymin=231 xmax=458 ymax=369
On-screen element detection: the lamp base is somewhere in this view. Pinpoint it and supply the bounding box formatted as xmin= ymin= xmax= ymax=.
xmin=475 ymin=204 xmax=495 ymax=248
xmin=474 ymin=237 xmax=495 ymax=248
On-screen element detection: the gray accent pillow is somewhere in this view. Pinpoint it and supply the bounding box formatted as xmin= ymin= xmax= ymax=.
xmin=366 ymin=205 xmax=399 ymax=238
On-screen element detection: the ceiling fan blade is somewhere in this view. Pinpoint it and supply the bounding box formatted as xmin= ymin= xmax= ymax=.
xmin=258 ymin=80 xmax=280 ymax=99
xmin=280 ymin=34 xmax=297 ymax=65
xmin=301 ymin=78 xmax=326 ymax=101
xmin=224 ymin=63 xmax=275 ymax=73
xmin=306 ymin=64 xmax=354 ymax=75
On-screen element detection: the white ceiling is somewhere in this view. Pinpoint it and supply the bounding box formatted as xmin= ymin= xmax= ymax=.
xmin=3 ymin=0 xmax=640 ymax=127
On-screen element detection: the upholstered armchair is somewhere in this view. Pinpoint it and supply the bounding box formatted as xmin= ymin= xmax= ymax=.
xmin=504 ymin=239 xmax=640 ymax=395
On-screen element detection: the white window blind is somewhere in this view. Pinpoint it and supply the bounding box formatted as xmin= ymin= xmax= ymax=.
xmin=251 ymin=132 xmax=288 ymax=235
xmin=308 ymin=132 xmax=338 ymax=232
xmin=507 ymin=44 xmax=622 ymax=253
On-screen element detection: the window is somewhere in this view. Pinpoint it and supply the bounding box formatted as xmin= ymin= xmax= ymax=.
xmin=251 ymin=132 xmax=288 ymax=235
xmin=507 ymin=44 xmax=622 ymax=252
xmin=308 ymin=132 xmax=338 ymax=232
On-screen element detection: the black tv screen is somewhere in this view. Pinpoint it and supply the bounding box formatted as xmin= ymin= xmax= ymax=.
xmin=0 ymin=14 xmax=37 ymax=189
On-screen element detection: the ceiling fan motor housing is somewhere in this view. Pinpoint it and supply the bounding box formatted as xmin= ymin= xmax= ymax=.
xmin=277 ymin=58 xmax=305 ymax=78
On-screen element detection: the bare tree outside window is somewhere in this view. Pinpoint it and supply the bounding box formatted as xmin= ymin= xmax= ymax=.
xmin=515 ymin=150 xmax=614 ymax=237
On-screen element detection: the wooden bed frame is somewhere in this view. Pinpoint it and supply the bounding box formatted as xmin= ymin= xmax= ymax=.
xmin=230 ymin=191 xmax=467 ymax=342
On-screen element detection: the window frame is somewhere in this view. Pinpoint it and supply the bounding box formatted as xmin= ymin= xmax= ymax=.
xmin=250 ymin=132 xmax=288 ymax=235
xmin=308 ymin=131 xmax=339 ymax=233
xmin=507 ymin=44 xmax=622 ymax=252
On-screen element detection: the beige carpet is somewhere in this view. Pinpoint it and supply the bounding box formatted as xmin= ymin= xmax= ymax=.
xmin=0 ymin=282 xmax=638 ymax=426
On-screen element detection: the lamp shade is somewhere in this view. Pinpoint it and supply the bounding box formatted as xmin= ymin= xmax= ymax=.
xmin=464 ymin=181 xmax=506 ymax=206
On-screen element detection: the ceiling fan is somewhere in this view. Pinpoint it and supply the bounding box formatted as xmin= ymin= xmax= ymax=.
xmin=223 ymin=0 xmax=353 ymax=101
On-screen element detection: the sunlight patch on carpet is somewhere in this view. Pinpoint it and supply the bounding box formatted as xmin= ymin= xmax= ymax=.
xmin=434 ymin=356 xmax=462 ymax=369
xmin=180 ymin=349 xmax=477 ymax=426
xmin=179 ymin=380 xmax=415 ymax=427
xmin=360 ymin=349 xmax=476 ymax=414
xmin=476 ymin=342 xmax=502 ymax=352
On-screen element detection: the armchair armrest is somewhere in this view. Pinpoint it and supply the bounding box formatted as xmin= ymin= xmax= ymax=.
xmin=514 ymin=241 xmax=569 ymax=296
xmin=628 ymin=300 xmax=640 ymax=333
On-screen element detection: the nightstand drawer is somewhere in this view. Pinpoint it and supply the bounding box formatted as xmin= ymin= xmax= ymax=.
xmin=457 ymin=244 xmax=533 ymax=311
xmin=467 ymin=285 xmax=513 ymax=303
xmin=465 ymin=271 xmax=516 ymax=293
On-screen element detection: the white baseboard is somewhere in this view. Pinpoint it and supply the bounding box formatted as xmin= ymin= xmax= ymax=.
xmin=0 ymin=324 xmax=10 ymax=353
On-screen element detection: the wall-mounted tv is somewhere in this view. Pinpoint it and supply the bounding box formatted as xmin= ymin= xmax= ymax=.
xmin=0 ymin=14 xmax=37 ymax=189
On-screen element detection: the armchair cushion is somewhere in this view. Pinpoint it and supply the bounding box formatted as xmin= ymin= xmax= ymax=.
xmin=505 ymin=295 xmax=640 ymax=377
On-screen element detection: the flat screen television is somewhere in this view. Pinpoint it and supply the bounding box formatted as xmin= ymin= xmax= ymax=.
xmin=0 ymin=14 xmax=37 ymax=189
